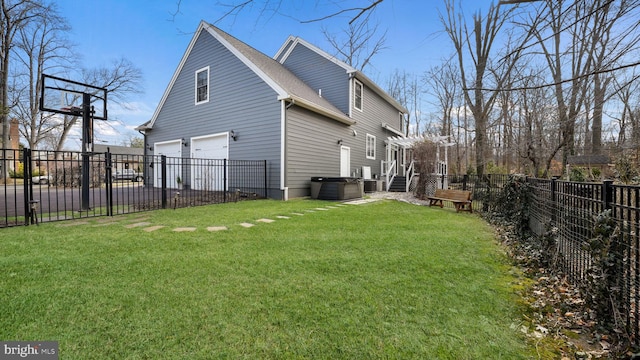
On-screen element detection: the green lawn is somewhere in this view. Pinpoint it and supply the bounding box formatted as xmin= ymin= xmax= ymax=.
xmin=1 ymin=199 xmax=532 ymax=359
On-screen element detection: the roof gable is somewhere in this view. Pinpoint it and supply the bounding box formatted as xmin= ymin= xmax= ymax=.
xmin=275 ymin=36 xmax=408 ymax=114
xmin=143 ymin=21 xmax=353 ymax=130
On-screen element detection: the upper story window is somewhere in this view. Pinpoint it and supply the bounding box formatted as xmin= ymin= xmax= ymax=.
xmin=195 ymin=66 xmax=209 ymax=105
xmin=366 ymin=134 xmax=376 ymax=159
xmin=354 ymin=79 xmax=363 ymax=112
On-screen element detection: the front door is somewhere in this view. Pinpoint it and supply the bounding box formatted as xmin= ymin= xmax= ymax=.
xmin=340 ymin=146 xmax=350 ymax=177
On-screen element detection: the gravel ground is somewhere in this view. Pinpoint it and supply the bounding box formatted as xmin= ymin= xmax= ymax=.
xmin=367 ymin=191 xmax=431 ymax=206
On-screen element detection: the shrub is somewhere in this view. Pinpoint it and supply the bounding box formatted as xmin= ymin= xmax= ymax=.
xmin=614 ymin=154 xmax=639 ymax=184
xmin=487 ymin=174 xmax=532 ymax=236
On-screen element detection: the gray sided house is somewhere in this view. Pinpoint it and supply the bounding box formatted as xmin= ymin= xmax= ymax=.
xmin=137 ymin=21 xmax=408 ymax=199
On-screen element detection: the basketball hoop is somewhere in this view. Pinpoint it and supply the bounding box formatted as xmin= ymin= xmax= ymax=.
xmin=39 ymin=74 xmax=108 ymax=211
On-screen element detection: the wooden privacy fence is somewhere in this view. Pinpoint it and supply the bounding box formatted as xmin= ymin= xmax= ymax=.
xmin=0 ymin=148 xmax=267 ymax=228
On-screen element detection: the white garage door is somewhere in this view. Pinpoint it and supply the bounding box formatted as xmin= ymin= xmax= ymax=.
xmin=191 ymin=133 xmax=228 ymax=191
xmin=154 ymin=140 xmax=182 ymax=189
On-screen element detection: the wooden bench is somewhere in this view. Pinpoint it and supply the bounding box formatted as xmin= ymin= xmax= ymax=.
xmin=427 ymin=189 xmax=473 ymax=213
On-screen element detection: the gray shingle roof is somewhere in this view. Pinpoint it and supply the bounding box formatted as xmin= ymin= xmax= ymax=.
xmin=567 ymin=154 xmax=611 ymax=165
xmin=205 ymin=22 xmax=352 ymax=124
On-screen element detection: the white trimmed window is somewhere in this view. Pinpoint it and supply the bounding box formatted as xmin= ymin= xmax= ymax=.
xmin=195 ymin=66 xmax=209 ymax=104
xmin=354 ymin=79 xmax=363 ymax=111
xmin=366 ymin=134 xmax=376 ymax=159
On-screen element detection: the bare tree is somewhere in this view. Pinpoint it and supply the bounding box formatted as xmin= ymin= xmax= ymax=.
xmin=515 ymin=70 xmax=559 ymax=177
xmin=321 ymin=11 xmax=387 ymax=72
xmin=424 ymin=61 xmax=460 ymax=139
xmin=612 ymin=71 xmax=640 ymax=151
xmin=440 ymin=0 xmax=531 ymax=177
xmin=10 ymin=3 xmax=74 ymax=150
xmin=0 ymin=0 xmax=45 ymax=177
xmin=53 ymin=58 xmax=143 ymax=151
xmin=527 ymin=0 xmax=640 ymax=168
xmin=387 ymin=69 xmax=421 ymax=136
xmin=585 ymin=0 xmax=640 ymax=154
xmin=209 ymin=0 xmax=384 ymax=25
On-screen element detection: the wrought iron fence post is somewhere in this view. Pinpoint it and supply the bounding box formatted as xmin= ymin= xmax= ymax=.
xmin=462 ymin=174 xmax=468 ymax=191
xmin=105 ymin=150 xmax=113 ymax=216
xmin=602 ymin=180 xmax=613 ymax=210
xmin=23 ymin=148 xmax=32 ymax=226
xmin=161 ymin=155 xmax=167 ymax=209
xmin=223 ymin=159 xmax=228 ymax=203
xmin=551 ymin=177 xmax=558 ymax=225
xmin=263 ymin=160 xmax=268 ymax=198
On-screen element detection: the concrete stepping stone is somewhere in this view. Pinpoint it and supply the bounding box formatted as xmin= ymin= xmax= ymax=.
xmin=276 ymin=216 xmax=290 ymax=219
xmin=291 ymin=212 xmax=305 ymax=216
xmin=257 ymin=218 xmax=275 ymax=223
xmin=173 ymin=227 xmax=197 ymax=232
xmin=207 ymin=226 xmax=228 ymax=232
xmin=126 ymin=222 xmax=151 ymax=228
xmin=144 ymin=225 xmax=165 ymax=232
xmin=315 ymin=208 xmax=329 ymax=211
xmin=239 ymin=222 xmax=254 ymax=228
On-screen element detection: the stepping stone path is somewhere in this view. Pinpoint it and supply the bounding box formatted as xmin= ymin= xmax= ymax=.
xmin=120 ymin=198 xmax=384 ymax=232
xmin=144 ymin=225 xmax=165 ymax=232
xmin=207 ymin=226 xmax=228 ymax=232
xmin=173 ymin=227 xmax=197 ymax=232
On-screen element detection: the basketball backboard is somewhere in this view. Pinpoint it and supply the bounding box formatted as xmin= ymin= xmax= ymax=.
xmin=39 ymin=74 xmax=107 ymax=120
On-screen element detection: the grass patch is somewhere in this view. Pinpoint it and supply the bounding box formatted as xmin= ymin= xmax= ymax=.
xmin=1 ymin=199 xmax=532 ymax=359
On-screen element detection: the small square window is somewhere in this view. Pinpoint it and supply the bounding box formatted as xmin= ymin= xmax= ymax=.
xmin=366 ymin=134 xmax=376 ymax=159
xmin=354 ymin=80 xmax=363 ymax=111
xmin=195 ymin=67 xmax=209 ymax=104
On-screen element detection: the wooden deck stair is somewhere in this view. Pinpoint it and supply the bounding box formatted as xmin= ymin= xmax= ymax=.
xmin=388 ymin=176 xmax=406 ymax=192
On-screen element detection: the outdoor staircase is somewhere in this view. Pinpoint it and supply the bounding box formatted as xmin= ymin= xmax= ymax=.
xmin=388 ymin=176 xmax=407 ymax=192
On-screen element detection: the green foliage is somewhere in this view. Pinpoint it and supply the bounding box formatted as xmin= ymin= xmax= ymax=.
xmin=570 ymin=167 xmax=587 ymax=182
xmin=8 ymin=162 xmax=44 ymax=178
xmin=614 ymin=154 xmax=639 ymax=184
xmin=583 ymin=209 xmax=620 ymax=329
xmin=487 ymin=175 xmax=532 ymax=236
xmin=466 ymin=164 xmax=476 ymax=176
xmin=9 ymin=162 xmax=24 ymax=178
xmin=485 ymin=161 xmax=508 ymax=175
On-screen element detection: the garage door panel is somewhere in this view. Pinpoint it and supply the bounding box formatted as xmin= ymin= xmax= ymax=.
xmin=191 ymin=134 xmax=228 ymax=191
xmin=154 ymin=141 xmax=182 ymax=189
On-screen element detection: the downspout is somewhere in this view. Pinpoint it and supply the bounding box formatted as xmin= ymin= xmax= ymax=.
xmin=280 ymin=100 xmax=288 ymax=200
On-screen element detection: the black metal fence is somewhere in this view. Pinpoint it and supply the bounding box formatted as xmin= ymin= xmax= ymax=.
xmin=424 ymin=174 xmax=640 ymax=345
xmin=1 ymin=148 xmax=267 ymax=228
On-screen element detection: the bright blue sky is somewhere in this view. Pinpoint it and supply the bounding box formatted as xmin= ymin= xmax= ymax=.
xmin=54 ymin=0 xmax=493 ymax=146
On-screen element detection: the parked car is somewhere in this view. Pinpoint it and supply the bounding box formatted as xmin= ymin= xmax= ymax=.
xmin=31 ymin=175 xmax=52 ymax=185
xmin=112 ymin=169 xmax=143 ymax=182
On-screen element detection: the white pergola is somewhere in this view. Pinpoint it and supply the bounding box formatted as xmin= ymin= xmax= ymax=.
xmin=386 ymin=135 xmax=455 ymax=176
